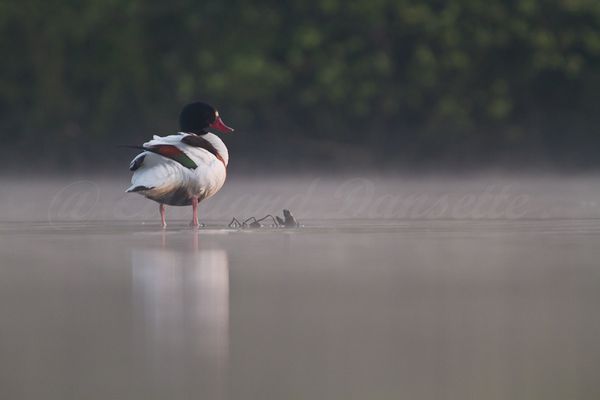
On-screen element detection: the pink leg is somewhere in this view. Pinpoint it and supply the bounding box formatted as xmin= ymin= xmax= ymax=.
xmin=190 ymin=196 xmax=199 ymax=227
xmin=159 ymin=204 xmax=167 ymax=228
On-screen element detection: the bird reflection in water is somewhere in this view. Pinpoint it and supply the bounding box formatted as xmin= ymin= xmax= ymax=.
xmin=131 ymin=229 xmax=229 ymax=398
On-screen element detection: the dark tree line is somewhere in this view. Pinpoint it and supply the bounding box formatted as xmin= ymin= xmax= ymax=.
xmin=1 ymin=0 xmax=599 ymax=168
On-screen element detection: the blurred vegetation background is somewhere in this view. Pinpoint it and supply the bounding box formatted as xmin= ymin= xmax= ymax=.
xmin=1 ymin=0 xmax=599 ymax=170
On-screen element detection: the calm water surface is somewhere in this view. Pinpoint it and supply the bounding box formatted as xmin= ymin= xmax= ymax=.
xmin=1 ymin=176 xmax=600 ymax=399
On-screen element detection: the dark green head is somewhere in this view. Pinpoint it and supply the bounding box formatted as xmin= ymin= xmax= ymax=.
xmin=179 ymin=102 xmax=234 ymax=134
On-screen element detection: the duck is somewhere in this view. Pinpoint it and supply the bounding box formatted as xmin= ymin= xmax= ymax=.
xmin=126 ymin=101 xmax=234 ymax=227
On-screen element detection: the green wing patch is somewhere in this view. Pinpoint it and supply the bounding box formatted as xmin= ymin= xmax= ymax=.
xmin=148 ymin=145 xmax=198 ymax=169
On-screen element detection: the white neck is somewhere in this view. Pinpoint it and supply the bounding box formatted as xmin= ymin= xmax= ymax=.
xmin=201 ymin=132 xmax=229 ymax=166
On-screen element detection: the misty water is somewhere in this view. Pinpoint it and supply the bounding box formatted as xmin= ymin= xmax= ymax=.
xmin=1 ymin=174 xmax=600 ymax=399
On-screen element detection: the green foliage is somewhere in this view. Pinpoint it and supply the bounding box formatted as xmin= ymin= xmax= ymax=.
xmin=1 ymin=0 xmax=599 ymax=165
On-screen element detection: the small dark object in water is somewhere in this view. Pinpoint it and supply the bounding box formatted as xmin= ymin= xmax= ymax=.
xmin=228 ymin=209 xmax=300 ymax=229
xmin=228 ymin=217 xmax=243 ymax=228
xmin=248 ymin=219 xmax=262 ymax=229
xmin=280 ymin=209 xmax=299 ymax=228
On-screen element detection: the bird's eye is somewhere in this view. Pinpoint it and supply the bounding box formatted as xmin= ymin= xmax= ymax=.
xmin=215 ymin=110 xmax=219 ymax=117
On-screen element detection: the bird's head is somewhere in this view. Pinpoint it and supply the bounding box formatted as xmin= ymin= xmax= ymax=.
xmin=179 ymin=102 xmax=234 ymax=135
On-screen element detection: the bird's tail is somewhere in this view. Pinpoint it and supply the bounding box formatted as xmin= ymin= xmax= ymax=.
xmin=126 ymin=185 xmax=152 ymax=193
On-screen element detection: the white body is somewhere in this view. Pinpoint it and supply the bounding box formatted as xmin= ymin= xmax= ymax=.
xmin=127 ymin=132 xmax=228 ymax=206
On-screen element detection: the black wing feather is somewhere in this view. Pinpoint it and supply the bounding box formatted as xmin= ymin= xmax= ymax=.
xmin=129 ymin=153 xmax=146 ymax=171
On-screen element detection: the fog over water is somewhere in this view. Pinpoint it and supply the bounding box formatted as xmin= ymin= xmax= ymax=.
xmin=1 ymin=174 xmax=599 ymax=399
xmin=3 ymin=173 xmax=600 ymax=222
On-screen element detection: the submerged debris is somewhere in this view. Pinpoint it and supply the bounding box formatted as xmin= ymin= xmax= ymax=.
xmin=279 ymin=209 xmax=299 ymax=228
xmin=228 ymin=209 xmax=300 ymax=229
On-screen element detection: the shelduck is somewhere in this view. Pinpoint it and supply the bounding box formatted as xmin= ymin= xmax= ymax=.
xmin=126 ymin=102 xmax=234 ymax=227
